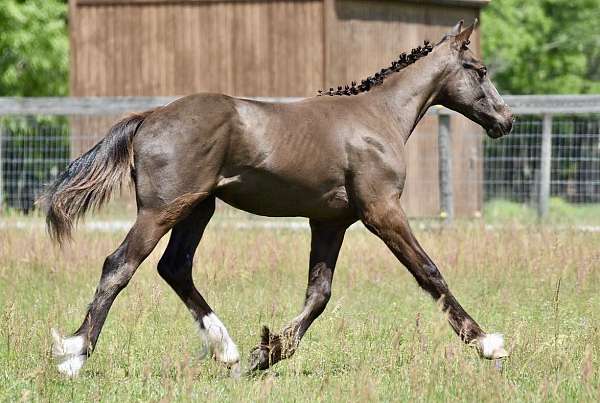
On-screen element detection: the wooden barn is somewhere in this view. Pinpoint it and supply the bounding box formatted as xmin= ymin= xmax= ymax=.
xmin=68 ymin=0 xmax=490 ymax=217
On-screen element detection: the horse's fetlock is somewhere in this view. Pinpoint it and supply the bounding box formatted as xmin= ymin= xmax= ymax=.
xmin=51 ymin=329 xmax=88 ymax=377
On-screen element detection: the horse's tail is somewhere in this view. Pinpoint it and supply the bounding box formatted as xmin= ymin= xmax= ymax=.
xmin=39 ymin=109 xmax=156 ymax=244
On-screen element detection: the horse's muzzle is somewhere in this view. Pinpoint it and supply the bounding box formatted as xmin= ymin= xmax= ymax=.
xmin=487 ymin=111 xmax=514 ymax=139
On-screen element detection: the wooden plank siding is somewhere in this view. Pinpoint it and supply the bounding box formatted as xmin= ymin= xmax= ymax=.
xmin=71 ymin=1 xmax=323 ymax=97
xmin=69 ymin=0 xmax=485 ymax=217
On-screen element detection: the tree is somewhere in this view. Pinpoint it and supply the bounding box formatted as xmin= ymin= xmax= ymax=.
xmin=482 ymin=0 xmax=600 ymax=94
xmin=0 ymin=1 xmax=69 ymax=211
xmin=0 ymin=0 xmax=68 ymax=96
xmin=481 ymin=0 xmax=600 ymax=207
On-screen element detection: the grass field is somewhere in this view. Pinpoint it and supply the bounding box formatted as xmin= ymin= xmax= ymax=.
xmin=1 ymin=217 xmax=599 ymax=401
xmin=484 ymin=198 xmax=600 ymax=227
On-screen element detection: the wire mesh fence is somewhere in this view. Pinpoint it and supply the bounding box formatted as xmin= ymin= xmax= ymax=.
xmin=484 ymin=115 xmax=600 ymax=205
xmin=0 ymin=118 xmax=70 ymax=213
xmin=1 ymin=97 xmax=599 ymax=220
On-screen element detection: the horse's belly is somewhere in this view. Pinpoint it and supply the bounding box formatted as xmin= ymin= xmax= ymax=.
xmin=214 ymin=172 xmax=353 ymax=220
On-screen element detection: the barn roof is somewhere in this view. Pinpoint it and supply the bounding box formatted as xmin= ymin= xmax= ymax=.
xmin=74 ymin=0 xmax=490 ymax=8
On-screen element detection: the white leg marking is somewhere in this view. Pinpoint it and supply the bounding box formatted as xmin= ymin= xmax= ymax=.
xmin=199 ymin=313 xmax=240 ymax=365
xmin=478 ymin=333 xmax=508 ymax=359
xmin=51 ymin=328 xmax=87 ymax=377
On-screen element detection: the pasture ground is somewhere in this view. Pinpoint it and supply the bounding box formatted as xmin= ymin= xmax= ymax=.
xmin=1 ymin=215 xmax=599 ymax=402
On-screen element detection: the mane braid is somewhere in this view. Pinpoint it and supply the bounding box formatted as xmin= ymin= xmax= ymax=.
xmin=318 ymin=41 xmax=434 ymax=97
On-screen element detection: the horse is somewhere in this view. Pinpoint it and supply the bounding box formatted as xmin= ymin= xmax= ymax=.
xmin=42 ymin=20 xmax=513 ymax=377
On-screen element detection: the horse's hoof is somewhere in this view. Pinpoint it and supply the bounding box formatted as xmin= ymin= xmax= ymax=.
xmin=51 ymin=328 xmax=87 ymax=377
xmin=478 ymin=333 xmax=508 ymax=360
xmin=247 ymin=345 xmax=271 ymax=372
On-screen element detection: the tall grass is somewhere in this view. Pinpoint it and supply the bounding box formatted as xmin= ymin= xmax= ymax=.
xmin=1 ymin=221 xmax=599 ymax=401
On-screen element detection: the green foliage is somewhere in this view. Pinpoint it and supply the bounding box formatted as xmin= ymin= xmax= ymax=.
xmin=482 ymin=0 xmax=600 ymax=94
xmin=0 ymin=0 xmax=69 ymax=210
xmin=0 ymin=0 xmax=68 ymax=96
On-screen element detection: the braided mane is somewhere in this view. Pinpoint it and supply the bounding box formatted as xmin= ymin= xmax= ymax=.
xmin=318 ymin=41 xmax=434 ymax=97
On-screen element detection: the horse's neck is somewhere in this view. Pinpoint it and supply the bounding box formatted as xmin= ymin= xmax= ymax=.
xmin=373 ymin=55 xmax=447 ymax=143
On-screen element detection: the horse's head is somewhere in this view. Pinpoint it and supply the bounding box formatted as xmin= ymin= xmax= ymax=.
xmin=435 ymin=20 xmax=513 ymax=138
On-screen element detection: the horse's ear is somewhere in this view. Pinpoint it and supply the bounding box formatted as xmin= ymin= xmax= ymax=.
xmin=454 ymin=18 xmax=477 ymax=47
xmin=449 ymin=20 xmax=464 ymax=35
xmin=436 ymin=19 xmax=464 ymax=46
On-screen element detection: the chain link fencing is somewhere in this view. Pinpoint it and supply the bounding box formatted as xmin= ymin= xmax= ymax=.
xmin=1 ymin=97 xmax=599 ymax=223
xmin=484 ymin=115 xmax=600 ymax=204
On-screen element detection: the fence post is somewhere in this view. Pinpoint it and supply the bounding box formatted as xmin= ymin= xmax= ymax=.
xmin=538 ymin=113 xmax=553 ymax=219
xmin=438 ymin=113 xmax=453 ymax=223
xmin=0 ymin=127 xmax=3 ymax=210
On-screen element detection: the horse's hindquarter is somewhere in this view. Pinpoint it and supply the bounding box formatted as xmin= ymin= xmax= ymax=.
xmin=215 ymin=99 xmax=356 ymax=220
xmin=133 ymin=93 xmax=237 ymax=209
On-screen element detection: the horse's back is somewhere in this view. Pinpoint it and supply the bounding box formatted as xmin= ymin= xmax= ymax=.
xmin=213 ymin=97 xmax=357 ymax=219
xmin=130 ymin=93 xmax=364 ymax=220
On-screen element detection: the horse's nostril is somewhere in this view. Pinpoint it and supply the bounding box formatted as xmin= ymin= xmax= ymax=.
xmin=504 ymin=119 xmax=513 ymax=134
xmin=502 ymin=109 xmax=514 ymax=133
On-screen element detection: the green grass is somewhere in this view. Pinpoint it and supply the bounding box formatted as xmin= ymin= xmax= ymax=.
xmin=5 ymin=196 xmax=600 ymax=227
xmin=1 ymin=220 xmax=599 ymax=401
xmin=484 ymin=198 xmax=600 ymax=226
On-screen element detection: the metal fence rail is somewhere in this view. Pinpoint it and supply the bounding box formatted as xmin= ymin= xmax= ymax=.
xmin=1 ymin=96 xmax=599 ymax=218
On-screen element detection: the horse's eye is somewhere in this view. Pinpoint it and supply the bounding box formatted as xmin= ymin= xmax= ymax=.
xmin=463 ymin=63 xmax=487 ymax=79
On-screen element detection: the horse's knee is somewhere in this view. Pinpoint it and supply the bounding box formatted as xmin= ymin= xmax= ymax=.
xmin=157 ymin=256 xmax=172 ymax=280
xmin=157 ymin=257 xmax=177 ymax=282
xmin=419 ymin=263 xmax=448 ymax=290
xmin=157 ymin=254 xmax=192 ymax=284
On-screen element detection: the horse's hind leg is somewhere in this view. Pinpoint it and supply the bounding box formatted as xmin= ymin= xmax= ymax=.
xmin=51 ymin=195 xmax=203 ymax=376
xmin=157 ymin=197 xmax=240 ymax=376
xmin=248 ymin=220 xmax=349 ymax=371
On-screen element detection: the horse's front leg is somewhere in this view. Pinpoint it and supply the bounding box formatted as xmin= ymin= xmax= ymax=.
xmin=359 ymin=194 xmax=507 ymax=360
xmin=248 ymin=219 xmax=349 ymax=371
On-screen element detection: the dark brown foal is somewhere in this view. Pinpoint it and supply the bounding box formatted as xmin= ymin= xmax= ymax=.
xmin=44 ymin=20 xmax=511 ymax=377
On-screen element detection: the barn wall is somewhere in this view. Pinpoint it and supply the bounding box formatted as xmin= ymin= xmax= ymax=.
xmin=71 ymin=0 xmax=323 ymax=97
xmin=70 ymin=0 xmax=485 ymax=217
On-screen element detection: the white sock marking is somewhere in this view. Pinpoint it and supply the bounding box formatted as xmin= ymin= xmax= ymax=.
xmin=479 ymin=333 xmax=508 ymax=359
xmin=51 ymin=328 xmax=87 ymax=377
xmin=199 ymin=313 xmax=240 ymax=364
